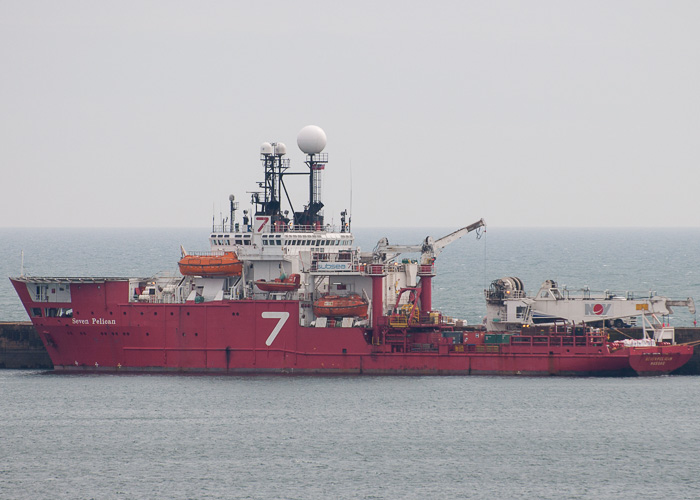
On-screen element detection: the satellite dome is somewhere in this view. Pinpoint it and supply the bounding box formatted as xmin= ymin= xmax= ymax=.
xmin=297 ymin=125 xmax=327 ymax=154
xmin=274 ymin=142 xmax=287 ymax=155
xmin=260 ymin=142 xmax=273 ymax=155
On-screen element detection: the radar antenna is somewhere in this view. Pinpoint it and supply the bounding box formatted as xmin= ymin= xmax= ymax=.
xmin=296 ymin=125 xmax=328 ymax=228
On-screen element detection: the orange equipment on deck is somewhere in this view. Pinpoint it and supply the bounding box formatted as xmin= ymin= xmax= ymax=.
xmin=313 ymin=294 xmax=368 ymax=317
xmin=178 ymin=252 xmax=242 ymax=276
xmin=255 ymin=274 xmax=302 ymax=292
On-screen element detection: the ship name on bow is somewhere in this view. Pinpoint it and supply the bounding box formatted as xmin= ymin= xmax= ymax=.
xmin=72 ymin=318 xmax=117 ymax=325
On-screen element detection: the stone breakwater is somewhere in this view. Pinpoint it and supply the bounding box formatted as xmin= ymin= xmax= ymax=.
xmin=0 ymin=322 xmax=53 ymax=369
xmin=1 ymin=322 xmax=699 ymax=373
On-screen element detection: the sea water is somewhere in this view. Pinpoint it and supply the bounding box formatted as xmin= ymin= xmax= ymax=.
xmin=1 ymin=372 xmax=700 ymax=499
xmin=1 ymin=227 xmax=699 ymax=499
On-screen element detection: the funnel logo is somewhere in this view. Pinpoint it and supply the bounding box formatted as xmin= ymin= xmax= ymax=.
xmin=585 ymin=303 xmax=611 ymax=316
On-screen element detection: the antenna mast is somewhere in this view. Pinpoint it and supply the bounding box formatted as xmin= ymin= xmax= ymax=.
xmin=296 ymin=125 xmax=328 ymax=228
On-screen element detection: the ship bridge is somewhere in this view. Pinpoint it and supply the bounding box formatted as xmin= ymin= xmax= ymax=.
xmin=209 ymin=225 xmax=355 ymax=258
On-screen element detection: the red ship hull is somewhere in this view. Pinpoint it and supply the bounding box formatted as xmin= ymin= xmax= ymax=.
xmin=12 ymin=279 xmax=692 ymax=376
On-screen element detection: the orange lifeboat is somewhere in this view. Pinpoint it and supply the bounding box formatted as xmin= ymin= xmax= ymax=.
xmin=178 ymin=251 xmax=242 ymax=277
xmin=255 ymin=274 xmax=301 ymax=292
xmin=313 ymin=294 xmax=368 ymax=317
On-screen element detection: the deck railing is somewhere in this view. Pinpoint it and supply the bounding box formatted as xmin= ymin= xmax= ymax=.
xmin=211 ymin=223 xmax=349 ymax=234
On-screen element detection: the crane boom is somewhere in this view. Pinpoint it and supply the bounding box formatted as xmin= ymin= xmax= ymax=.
xmin=433 ymin=218 xmax=486 ymax=256
xmin=485 ymin=277 xmax=697 ymax=333
xmin=667 ymin=298 xmax=696 ymax=315
xmin=372 ymin=218 xmax=486 ymax=263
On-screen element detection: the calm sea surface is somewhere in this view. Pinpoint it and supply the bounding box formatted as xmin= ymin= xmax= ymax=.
xmin=1 ymin=227 xmax=700 ymax=499
xmin=1 ymin=372 xmax=700 ymax=499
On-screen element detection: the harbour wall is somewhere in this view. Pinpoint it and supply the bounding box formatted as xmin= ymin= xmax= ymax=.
xmin=0 ymin=322 xmax=53 ymax=369
xmin=1 ymin=322 xmax=699 ymax=374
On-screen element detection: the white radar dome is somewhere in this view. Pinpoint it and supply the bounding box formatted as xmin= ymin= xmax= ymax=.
xmin=274 ymin=142 xmax=287 ymax=155
xmin=297 ymin=125 xmax=327 ymax=154
xmin=260 ymin=142 xmax=273 ymax=155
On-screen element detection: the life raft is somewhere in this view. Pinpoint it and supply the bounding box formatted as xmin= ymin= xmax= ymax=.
xmin=178 ymin=251 xmax=243 ymax=277
xmin=313 ymin=294 xmax=368 ymax=318
xmin=255 ymin=274 xmax=301 ymax=292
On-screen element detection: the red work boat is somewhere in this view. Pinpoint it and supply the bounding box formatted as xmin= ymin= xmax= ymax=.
xmin=9 ymin=126 xmax=695 ymax=375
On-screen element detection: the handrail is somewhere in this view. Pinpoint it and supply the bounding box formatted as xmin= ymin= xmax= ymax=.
xmin=212 ymin=223 xmax=350 ymax=234
xmin=182 ymin=250 xmax=231 ymax=257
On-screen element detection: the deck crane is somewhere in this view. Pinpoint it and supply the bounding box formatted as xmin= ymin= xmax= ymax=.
xmin=372 ymin=218 xmax=486 ymax=264
xmin=485 ymin=277 xmax=696 ymax=343
xmin=366 ymin=219 xmax=485 ymax=325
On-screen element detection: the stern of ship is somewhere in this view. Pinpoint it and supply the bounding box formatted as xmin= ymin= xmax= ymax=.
xmin=627 ymin=344 xmax=694 ymax=375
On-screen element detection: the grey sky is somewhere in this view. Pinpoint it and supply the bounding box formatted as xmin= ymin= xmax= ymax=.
xmin=1 ymin=1 xmax=698 ymax=228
